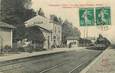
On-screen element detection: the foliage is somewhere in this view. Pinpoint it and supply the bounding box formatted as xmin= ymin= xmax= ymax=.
xmin=25 ymin=27 xmax=45 ymax=42
xmin=62 ymin=20 xmax=81 ymax=44
xmin=50 ymin=15 xmax=63 ymax=24
xmin=1 ymin=0 xmax=36 ymax=41
xmin=50 ymin=15 xmax=81 ymax=44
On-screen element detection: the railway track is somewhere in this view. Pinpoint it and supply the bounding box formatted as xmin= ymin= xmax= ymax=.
xmin=39 ymin=51 xmax=101 ymax=73
xmin=0 ymin=49 xmax=102 ymax=73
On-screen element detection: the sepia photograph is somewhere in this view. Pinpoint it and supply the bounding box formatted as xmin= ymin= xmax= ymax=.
xmin=0 ymin=0 xmax=115 ymax=73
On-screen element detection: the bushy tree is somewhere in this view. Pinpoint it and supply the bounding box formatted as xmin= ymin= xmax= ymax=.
xmin=50 ymin=15 xmax=63 ymax=24
xmin=62 ymin=20 xmax=81 ymax=44
xmin=62 ymin=20 xmax=73 ymax=37
xmin=50 ymin=15 xmax=57 ymax=21
xmin=72 ymin=27 xmax=81 ymax=37
xmin=1 ymin=0 xmax=36 ymax=42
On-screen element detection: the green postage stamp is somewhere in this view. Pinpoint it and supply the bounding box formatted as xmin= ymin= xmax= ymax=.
xmin=96 ymin=7 xmax=111 ymax=26
xmin=79 ymin=8 xmax=94 ymax=26
xmin=79 ymin=7 xmax=111 ymax=26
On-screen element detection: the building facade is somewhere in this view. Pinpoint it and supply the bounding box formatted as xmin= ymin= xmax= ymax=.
xmin=25 ymin=15 xmax=62 ymax=49
xmin=50 ymin=22 xmax=62 ymax=48
xmin=40 ymin=28 xmax=51 ymax=49
xmin=0 ymin=22 xmax=15 ymax=49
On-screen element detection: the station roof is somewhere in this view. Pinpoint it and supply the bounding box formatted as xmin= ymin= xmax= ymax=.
xmin=66 ymin=36 xmax=80 ymax=40
xmin=0 ymin=22 xmax=15 ymax=29
xmin=25 ymin=15 xmax=53 ymax=31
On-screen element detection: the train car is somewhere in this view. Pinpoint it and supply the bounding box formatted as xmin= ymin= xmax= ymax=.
xmin=87 ymin=35 xmax=111 ymax=50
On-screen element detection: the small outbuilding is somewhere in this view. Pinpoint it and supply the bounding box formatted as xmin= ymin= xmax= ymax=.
xmin=0 ymin=22 xmax=15 ymax=49
xmin=66 ymin=36 xmax=79 ymax=48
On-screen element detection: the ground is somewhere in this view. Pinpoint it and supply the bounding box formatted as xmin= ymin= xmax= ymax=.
xmin=0 ymin=48 xmax=102 ymax=73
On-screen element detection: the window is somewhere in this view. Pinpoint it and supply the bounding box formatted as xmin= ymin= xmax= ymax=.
xmin=53 ymin=36 xmax=56 ymax=39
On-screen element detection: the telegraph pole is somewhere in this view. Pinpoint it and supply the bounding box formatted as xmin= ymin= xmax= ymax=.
xmin=0 ymin=0 xmax=2 ymax=53
xmin=0 ymin=0 xmax=1 ymax=19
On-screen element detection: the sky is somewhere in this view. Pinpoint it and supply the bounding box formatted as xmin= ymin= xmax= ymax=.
xmin=31 ymin=0 xmax=115 ymax=44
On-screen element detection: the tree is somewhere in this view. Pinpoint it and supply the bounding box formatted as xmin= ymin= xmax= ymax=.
xmin=50 ymin=15 xmax=59 ymax=23
xmin=62 ymin=20 xmax=81 ymax=44
xmin=1 ymin=0 xmax=36 ymax=42
xmin=58 ymin=17 xmax=63 ymax=24
xmin=72 ymin=27 xmax=81 ymax=37
xmin=62 ymin=20 xmax=73 ymax=44
xmin=62 ymin=20 xmax=73 ymax=36
xmin=1 ymin=0 xmax=36 ymax=25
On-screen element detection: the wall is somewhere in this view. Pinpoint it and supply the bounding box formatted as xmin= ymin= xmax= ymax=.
xmin=0 ymin=28 xmax=12 ymax=48
xmin=67 ymin=40 xmax=79 ymax=48
xmin=40 ymin=28 xmax=51 ymax=49
xmin=51 ymin=23 xmax=62 ymax=47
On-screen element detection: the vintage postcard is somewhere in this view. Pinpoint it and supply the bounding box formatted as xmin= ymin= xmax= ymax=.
xmin=0 ymin=0 xmax=115 ymax=73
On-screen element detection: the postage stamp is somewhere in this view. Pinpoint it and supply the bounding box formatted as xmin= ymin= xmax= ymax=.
xmin=79 ymin=8 xmax=94 ymax=26
xmin=96 ymin=7 xmax=111 ymax=26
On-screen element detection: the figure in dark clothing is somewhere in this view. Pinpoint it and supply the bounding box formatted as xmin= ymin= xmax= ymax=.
xmin=69 ymin=43 xmax=72 ymax=48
